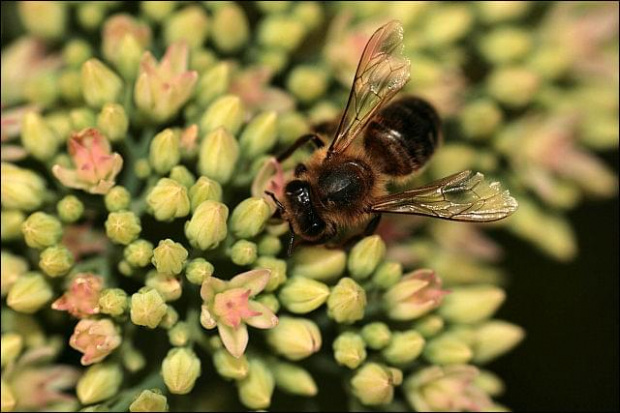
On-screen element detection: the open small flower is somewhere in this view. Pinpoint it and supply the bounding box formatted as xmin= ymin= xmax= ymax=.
xmin=52 ymin=273 xmax=103 ymax=318
xmin=200 ymin=269 xmax=278 ymax=358
xmin=384 ymin=269 xmax=450 ymax=321
xmin=69 ymin=319 xmax=121 ymax=365
xmin=52 ymin=128 xmax=123 ymax=194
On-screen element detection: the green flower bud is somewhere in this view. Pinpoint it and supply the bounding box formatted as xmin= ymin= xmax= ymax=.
xmin=254 ymin=256 xmax=287 ymax=292
xmin=239 ymin=111 xmax=278 ymax=159
xmin=124 ymin=240 xmax=154 ymax=268
xmin=1 ymin=333 xmax=23 ymax=367
xmin=169 ymin=166 xmax=195 ymax=188
xmin=39 ymin=245 xmax=74 ymax=277
xmin=81 ymin=59 xmax=123 ymax=109
xmin=479 ymin=27 xmax=532 ymax=64
xmin=279 ymin=277 xmax=329 ymax=314
xmin=196 ymin=62 xmax=231 ymax=107
xmin=45 ymin=111 xmax=72 ymax=143
xmin=22 ymin=212 xmax=63 ymax=249
xmin=97 ymin=103 xmax=128 ymax=142
xmin=487 ymin=66 xmax=540 ymax=107
xmin=287 ymin=66 xmax=329 ymax=104
xmin=56 ymin=195 xmax=84 ymax=223
xmin=152 ymin=239 xmax=188 ymax=276
xmin=129 ymin=389 xmax=169 ymax=412
xmin=327 ymin=277 xmax=366 ymax=324
xmin=1 ymin=163 xmax=46 ymax=211
xmin=238 ymin=359 xmax=275 ymax=410
xmin=146 ymin=178 xmax=191 ymax=222
xmin=98 ymin=288 xmax=128 ymax=317
xmin=1 ymin=378 xmax=16 ymax=413
xmin=188 ymin=176 xmax=222 ymax=212
xmin=348 ymin=235 xmax=386 ymax=280
xmin=473 ymin=321 xmax=525 ymax=364
xmin=150 ymin=129 xmax=181 ymax=175
xmin=255 ymin=293 xmax=280 ymax=314
xmin=18 ymin=1 xmax=67 ymax=40
xmin=291 ymin=246 xmax=346 ymax=281
xmin=118 ymin=260 xmax=134 ymax=277
xmin=292 ymin=2 xmax=323 ymax=30
xmin=474 ymin=370 xmax=505 ymax=397
xmin=333 ymin=332 xmax=367 ymax=369
xmin=273 ymin=362 xmax=317 ymax=397
xmin=372 ymin=261 xmax=403 ymax=289
xmin=256 ymin=1 xmax=291 ymax=13
xmin=351 ymin=363 xmax=402 ymax=406
xmin=213 ymin=348 xmax=249 ymax=380
xmin=254 ymin=235 xmax=279 ymax=257
xmin=267 ymin=316 xmax=321 ymax=361
xmin=77 ymin=363 xmax=123 ymax=405
xmin=1 ymin=252 xmax=29 ymax=296
xmin=135 ymin=158 xmax=152 ymax=179
xmin=63 ymin=39 xmax=93 ymax=69
xmin=439 ymin=285 xmax=505 ymax=324
xmin=160 ymin=306 xmax=180 ymax=330
xmin=2 ymin=210 xmax=26 ymax=240
xmin=476 ymin=1 xmax=531 ymax=23
xmin=141 ymin=1 xmax=177 ymax=22
xmin=58 ymin=69 xmax=83 ymax=104
xmin=361 ymin=322 xmax=392 ymax=350
xmin=424 ymin=336 xmax=473 ymax=365
xmin=198 ymin=127 xmax=240 ymax=184
xmin=130 ymin=288 xmax=168 ymax=329
xmin=164 ymin=6 xmax=209 ymax=49
xmin=382 ymin=331 xmax=425 ymax=365
xmin=200 ymin=95 xmax=244 ymax=135
xmin=414 ymin=315 xmax=445 ymax=338
xmin=185 ymin=200 xmax=229 ymax=250
xmin=162 ymin=347 xmax=201 ymax=395
xmin=123 ymin=342 xmax=147 ymax=373
xmin=278 ymin=111 xmax=310 ymax=145
xmin=69 ymin=107 xmax=96 ymax=130
xmin=258 ymin=16 xmax=306 ymax=52
xmin=230 ymin=240 xmax=258 ymax=266
xmin=104 ymin=186 xmax=131 ymax=212
xmin=105 ymin=211 xmax=141 ymax=245
xmin=230 ymin=197 xmax=271 ymax=239
xmin=145 ymin=271 xmax=182 ymax=302
xmin=460 ymin=99 xmax=503 ymax=140
xmin=185 ymin=258 xmax=214 ymax=285
xmin=423 ymin=4 xmax=472 ymax=46
xmin=211 ymin=4 xmax=250 ymax=53
xmin=21 ymin=112 xmax=59 ymax=161
xmin=77 ymin=3 xmax=105 ymax=31
xmin=167 ymin=321 xmax=190 ymax=347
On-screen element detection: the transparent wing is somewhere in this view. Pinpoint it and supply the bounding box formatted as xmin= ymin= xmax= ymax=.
xmin=371 ymin=171 xmax=518 ymax=222
xmin=327 ymin=20 xmax=410 ymax=156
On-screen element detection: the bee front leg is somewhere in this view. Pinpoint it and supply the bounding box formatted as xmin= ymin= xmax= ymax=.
xmin=277 ymin=133 xmax=325 ymax=162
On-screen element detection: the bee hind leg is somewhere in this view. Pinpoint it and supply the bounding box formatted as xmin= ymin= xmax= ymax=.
xmin=277 ymin=133 xmax=325 ymax=162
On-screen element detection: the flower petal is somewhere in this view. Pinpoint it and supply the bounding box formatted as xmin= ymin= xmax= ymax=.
xmin=200 ymin=304 xmax=217 ymax=329
xmin=200 ymin=277 xmax=226 ymax=302
xmin=245 ymin=301 xmax=278 ymax=329
xmin=218 ymin=322 xmax=248 ymax=359
xmin=228 ymin=269 xmax=270 ymax=296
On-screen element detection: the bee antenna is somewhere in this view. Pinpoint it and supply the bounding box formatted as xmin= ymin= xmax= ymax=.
xmin=265 ymin=191 xmax=286 ymax=213
xmin=287 ymin=231 xmax=297 ymax=257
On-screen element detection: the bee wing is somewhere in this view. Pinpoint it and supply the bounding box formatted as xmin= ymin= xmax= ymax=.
xmin=327 ymin=20 xmax=410 ymax=156
xmin=370 ymin=170 xmax=518 ymax=222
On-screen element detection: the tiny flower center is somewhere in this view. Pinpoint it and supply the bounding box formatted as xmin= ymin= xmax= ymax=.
xmin=213 ymin=288 xmax=261 ymax=329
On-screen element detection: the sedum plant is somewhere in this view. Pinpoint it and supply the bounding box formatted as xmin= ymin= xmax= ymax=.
xmin=1 ymin=2 xmax=617 ymax=412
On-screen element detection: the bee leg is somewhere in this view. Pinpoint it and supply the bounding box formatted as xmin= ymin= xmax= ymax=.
xmin=363 ymin=214 xmax=382 ymax=236
xmin=326 ymin=215 xmax=383 ymax=250
xmin=286 ymin=232 xmax=297 ymax=256
xmin=265 ymin=190 xmax=286 ymax=213
xmin=277 ymin=134 xmax=325 ymax=162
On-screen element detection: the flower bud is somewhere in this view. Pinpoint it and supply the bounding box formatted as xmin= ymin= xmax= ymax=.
xmin=123 ymin=239 xmax=154 ymax=268
xmin=77 ymin=363 xmax=123 ymax=405
xmin=52 ymin=273 xmax=103 ymax=318
xmin=213 ymin=348 xmax=249 ymax=380
xmin=196 ymin=62 xmax=231 ymax=107
xmin=134 ymin=158 xmax=152 ymax=179
xmin=291 ymin=245 xmax=347 ymax=281
xmin=141 ymin=2 xmax=177 ymax=22
xmin=21 ymin=112 xmax=59 ymax=161
xmin=104 ymin=186 xmax=131 ymax=212
xmin=1 ymin=333 xmax=23 ymax=367
xmin=81 ymin=59 xmax=123 ymax=109
xmin=333 ymin=332 xmax=367 ymax=369
xmin=424 ymin=336 xmax=473 ymax=365
xmin=230 ymin=197 xmax=271 ymax=239
xmin=473 ymin=321 xmax=525 ymax=364
xmin=122 ymin=342 xmax=147 ymax=373
xmin=474 ymin=370 xmax=505 ymax=397
xmin=423 ymin=4 xmax=472 ymax=46
xmin=130 ymin=288 xmax=168 ymax=329
xmin=98 ymin=288 xmax=128 ymax=317
xmin=292 ymin=2 xmax=323 ymax=30
xmin=39 ymin=245 xmax=74 ymax=277
xmin=200 ymin=95 xmax=244 ymax=135
xmin=348 ymin=235 xmax=386 ymax=280
xmin=118 ymin=260 xmax=134 ymax=277
xmin=152 ymin=239 xmax=188 ymax=276
xmin=279 ymin=277 xmax=329 ymax=314
xmin=146 ymin=178 xmax=190 ymax=222
xmin=414 ymin=315 xmax=445 ymax=338
xmin=185 ymin=258 xmax=214 ymax=285
xmin=160 ymin=306 xmax=180 ymax=330
xmin=351 ymin=363 xmax=402 ymax=406
xmin=256 ymin=1 xmax=292 ymax=13
xmin=64 ymin=39 xmax=93 ymax=69
xmin=144 ymin=271 xmax=181 ymax=302
xmin=162 ymin=347 xmax=201 ymax=395
xmin=278 ymin=111 xmax=310 ymax=145
xmin=102 ymin=15 xmax=152 ymax=80
xmin=129 ymin=389 xmax=169 ymax=412
xmin=1 ymin=252 xmax=28 ymax=296
xmin=460 ymin=99 xmax=503 ymax=140
xmin=479 ymin=27 xmax=532 ymax=65
xmin=105 ymin=211 xmax=141 ymax=245
xmin=230 ymin=240 xmax=258 ymax=266
xmin=188 ymin=176 xmax=222 ymax=212
xmin=56 ymin=195 xmax=84 ymax=223
xmin=327 ymin=277 xmax=366 ymax=324
xmin=69 ymin=107 xmax=96 ymax=130
xmin=18 ymin=1 xmax=67 ymax=40
xmin=439 ymin=285 xmax=505 ymax=324
xmin=97 ymin=103 xmax=128 ymax=142
xmin=164 ymin=6 xmax=209 ymax=49
xmin=487 ymin=66 xmax=540 ymax=108
xmin=476 ymin=1 xmax=531 ymax=23
xmin=167 ymin=321 xmax=190 ymax=347
xmin=256 ymin=293 xmax=280 ymax=314
xmin=287 ymin=66 xmax=329 ymax=104
xmin=1 ymin=379 xmax=16 ymax=412
xmin=239 ymin=111 xmax=278 ymax=159
xmin=58 ymin=69 xmax=82 ymax=104
xmin=384 ymin=269 xmax=449 ymax=321
xmin=185 ymin=200 xmax=229 ymax=250
xmin=211 ymin=4 xmax=249 ymax=53
xmin=258 ymin=16 xmax=306 ymax=52
xmin=150 ymin=129 xmax=181 ymax=175
xmin=267 ymin=316 xmax=321 ymax=361
xmin=237 ymin=359 xmax=275 ymax=410
xmin=256 ymin=235 xmax=281 ymax=256
xmin=273 ymin=362 xmax=317 ymax=397
xmin=1 ymin=163 xmax=46 ymax=211
xmin=382 ymin=331 xmax=425 ymax=365
xmin=361 ymin=322 xmax=392 ymax=350
xmin=77 ymin=3 xmax=105 ymax=31
xmin=254 ymin=256 xmax=287 ymax=292
xmin=372 ymin=261 xmax=403 ymax=289
xmin=22 ymin=212 xmax=63 ymax=249
xmin=2 ymin=210 xmax=26 ymax=241
xmin=198 ymin=127 xmax=240 ymax=185
xmin=169 ymin=165 xmax=195 ymax=188
xmin=70 ymin=318 xmax=122 ymax=365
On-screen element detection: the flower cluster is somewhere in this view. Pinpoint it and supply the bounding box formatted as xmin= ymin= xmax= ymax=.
xmin=1 ymin=2 xmax=616 ymax=412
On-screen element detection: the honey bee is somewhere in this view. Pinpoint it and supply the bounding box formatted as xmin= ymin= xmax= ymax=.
xmin=267 ymin=20 xmax=518 ymax=252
